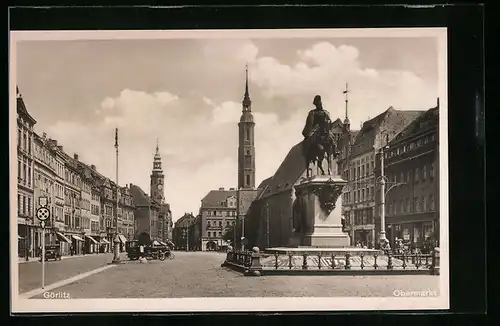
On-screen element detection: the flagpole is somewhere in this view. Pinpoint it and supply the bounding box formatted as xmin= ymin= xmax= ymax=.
xmin=112 ymin=128 xmax=122 ymax=264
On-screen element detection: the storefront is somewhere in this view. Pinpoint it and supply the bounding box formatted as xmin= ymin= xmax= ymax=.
xmin=388 ymin=219 xmax=437 ymax=249
xmin=70 ymin=234 xmax=85 ymax=255
xmin=55 ymin=231 xmax=72 ymax=256
xmin=85 ymin=235 xmax=99 ymax=254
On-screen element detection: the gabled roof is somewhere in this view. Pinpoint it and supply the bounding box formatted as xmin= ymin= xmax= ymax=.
xmin=354 ymin=107 xmax=424 ymax=146
xmin=260 ymin=141 xmax=306 ymax=199
xmin=201 ymin=189 xmax=237 ymax=208
xmin=129 ymin=184 xmax=151 ymax=207
xmin=391 ymin=106 xmax=439 ymax=145
xmin=16 ymin=87 xmax=37 ymax=125
xmin=255 ymin=177 xmax=273 ymax=200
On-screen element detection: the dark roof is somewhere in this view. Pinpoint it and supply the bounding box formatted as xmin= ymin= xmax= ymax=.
xmin=16 ymin=87 xmax=37 ymax=125
xmin=255 ymin=177 xmax=273 ymax=200
xmin=260 ymin=141 xmax=305 ymax=199
xmin=391 ymin=106 xmax=439 ymax=144
xmin=354 ymin=107 xmax=423 ymax=146
xmin=201 ymin=189 xmax=237 ymax=208
xmin=129 ymin=184 xmax=151 ymax=207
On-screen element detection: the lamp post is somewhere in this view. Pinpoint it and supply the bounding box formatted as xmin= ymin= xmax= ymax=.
xmin=112 ymin=128 xmax=121 ymax=264
xmin=377 ymin=130 xmax=406 ymax=249
xmin=377 ymin=130 xmax=391 ymax=247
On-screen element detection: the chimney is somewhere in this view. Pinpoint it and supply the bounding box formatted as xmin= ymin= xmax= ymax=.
xmin=90 ymin=164 xmax=96 ymax=170
xmin=74 ymin=153 xmax=79 ymax=160
xmin=219 ymin=187 xmax=225 ymax=191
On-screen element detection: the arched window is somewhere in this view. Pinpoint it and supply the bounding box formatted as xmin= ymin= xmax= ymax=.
xmin=246 ymin=174 xmax=250 ymax=186
xmin=246 ymin=129 xmax=250 ymax=141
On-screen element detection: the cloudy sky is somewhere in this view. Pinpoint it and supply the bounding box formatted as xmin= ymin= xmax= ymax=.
xmin=15 ymin=34 xmax=439 ymax=221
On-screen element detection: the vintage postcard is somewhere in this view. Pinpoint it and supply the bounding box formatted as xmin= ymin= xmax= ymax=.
xmin=10 ymin=28 xmax=449 ymax=313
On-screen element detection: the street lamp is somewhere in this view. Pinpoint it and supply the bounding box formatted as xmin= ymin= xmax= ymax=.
xmin=377 ymin=130 xmax=406 ymax=248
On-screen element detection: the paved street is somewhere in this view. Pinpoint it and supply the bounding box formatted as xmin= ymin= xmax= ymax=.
xmin=18 ymin=252 xmax=122 ymax=294
xmin=22 ymin=251 xmax=440 ymax=298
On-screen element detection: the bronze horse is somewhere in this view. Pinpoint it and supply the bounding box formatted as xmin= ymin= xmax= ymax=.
xmin=303 ymin=121 xmax=340 ymax=178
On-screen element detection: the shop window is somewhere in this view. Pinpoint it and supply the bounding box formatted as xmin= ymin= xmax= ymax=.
xmin=402 ymin=227 xmax=411 ymax=241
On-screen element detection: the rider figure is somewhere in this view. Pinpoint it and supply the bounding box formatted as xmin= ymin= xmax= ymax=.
xmin=302 ymin=95 xmax=333 ymax=151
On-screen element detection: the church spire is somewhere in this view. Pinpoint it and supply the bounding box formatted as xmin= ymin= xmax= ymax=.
xmin=242 ymin=63 xmax=252 ymax=110
xmin=156 ymin=138 xmax=160 ymax=155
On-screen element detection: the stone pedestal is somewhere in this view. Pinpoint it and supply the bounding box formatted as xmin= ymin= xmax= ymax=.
xmin=294 ymin=175 xmax=350 ymax=248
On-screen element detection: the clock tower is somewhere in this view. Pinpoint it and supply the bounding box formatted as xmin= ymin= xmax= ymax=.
xmin=150 ymin=139 xmax=165 ymax=203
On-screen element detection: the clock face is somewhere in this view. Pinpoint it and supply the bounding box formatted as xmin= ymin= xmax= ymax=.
xmin=158 ymin=184 xmax=163 ymax=190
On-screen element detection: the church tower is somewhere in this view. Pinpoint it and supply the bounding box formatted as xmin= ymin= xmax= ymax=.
xmin=150 ymin=139 xmax=165 ymax=203
xmin=238 ymin=64 xmax=256 ymax=189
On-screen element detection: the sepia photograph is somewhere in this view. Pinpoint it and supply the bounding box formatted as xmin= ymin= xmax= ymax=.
xmin=10 ymin=28 xmax=448 ymax=313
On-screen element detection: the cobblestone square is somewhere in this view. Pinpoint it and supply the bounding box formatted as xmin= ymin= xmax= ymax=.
xmin=24 ymin=252 xmax=440 ymax=299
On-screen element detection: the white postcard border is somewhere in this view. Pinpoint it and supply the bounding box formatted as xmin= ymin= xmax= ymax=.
xmin=10 ymin=27 xmax=449 ymax=313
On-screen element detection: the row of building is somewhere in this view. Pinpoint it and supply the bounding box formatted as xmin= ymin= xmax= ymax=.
xmin=16 ymin=87 xmax=173 ymax=258
xmin=171 ymin=67 xmax=440 ymax=251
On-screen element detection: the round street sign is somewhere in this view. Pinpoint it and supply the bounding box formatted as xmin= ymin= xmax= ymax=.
xmin=36 ymin=207 xmax=50 ymax=221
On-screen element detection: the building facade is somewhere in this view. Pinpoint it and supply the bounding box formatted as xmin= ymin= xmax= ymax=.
xmin=17 ymin=87 xmax=37 ymax=258
xmin=377 ymin=104 xmax=440 ymax=249
xmin=199 ymin=188 xmax=238 ymax=251
xmin=341 ymin=107 xmax=423 ymax=247
xmin=120 ymin=185 xmax=135 ymax=240
xmin=33 ymin=132 xmax=57 ymax=250
xmin=172 ymin=213 xmax=197 ymax=251
xmin=130 ymin=183 xmax=160 ymax=241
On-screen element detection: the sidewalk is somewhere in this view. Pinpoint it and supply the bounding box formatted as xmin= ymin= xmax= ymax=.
xmin=18 ymin=252 xmax=113 ymax=264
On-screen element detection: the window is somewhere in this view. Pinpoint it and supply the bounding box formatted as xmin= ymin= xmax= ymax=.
xmin=415 ymin=198 xmax=420 ymax=213
xmin=423 ymin=165 xmax=427 ymax=181
xmin=361 ymin=165 xmax=365 ymax=176
xmin=400 ymin=200 xmax=404 ymax=214
xmin=430 ymin=195 xmax=435 ymax=211
xmin=208 ymin=231 xmax=211 ymax=237
xmin=18 ymin=160 xmax=21 ymax=179
xmin=246 ymin=129 xmax=250 ymax=141
xmin=246 ymin=174 xmax=250 ymax=186
xmin=406 ymin=198 xmax=410 ymax=214
xmin=430 ymin=161 xmax=435 ymax=178
xmin=354 ymin=191 xmax=357 ymax=202
xmin=415 ymin=168 xmax=419 ymax=183
xmin=423 ymin=196 xmax=427 ymax=211
xmin=17 ymin=194 xmax=21 ymax=214
xmin=219 ymin=232 xmax=222 ymax=237
xmin=401 ymin=172 xmax=405 ymax=183
xmin=22 ymin=196 xmax=26 ymax=215
xmin=219 ymin=220 xmax=222 ymax=227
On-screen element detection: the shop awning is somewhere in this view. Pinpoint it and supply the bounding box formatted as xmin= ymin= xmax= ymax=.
xmin=118 ymin=235 xmax=127 ymax=244
xmin=85 ymin=235 xmax=98 ymax=244
xmin=100 ymin=238 xmax=110 ymax=244
xmin=55 ymin=232 xmax=71 ymax=243
xmin=72 ymin=235 xmax=84 ymax=242
xmin=18 ymin=235 xmax=24 ymax=240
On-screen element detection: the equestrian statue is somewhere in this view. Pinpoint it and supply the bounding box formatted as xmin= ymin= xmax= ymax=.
xmin=301 ymin=95 xmax=341 ymax=178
